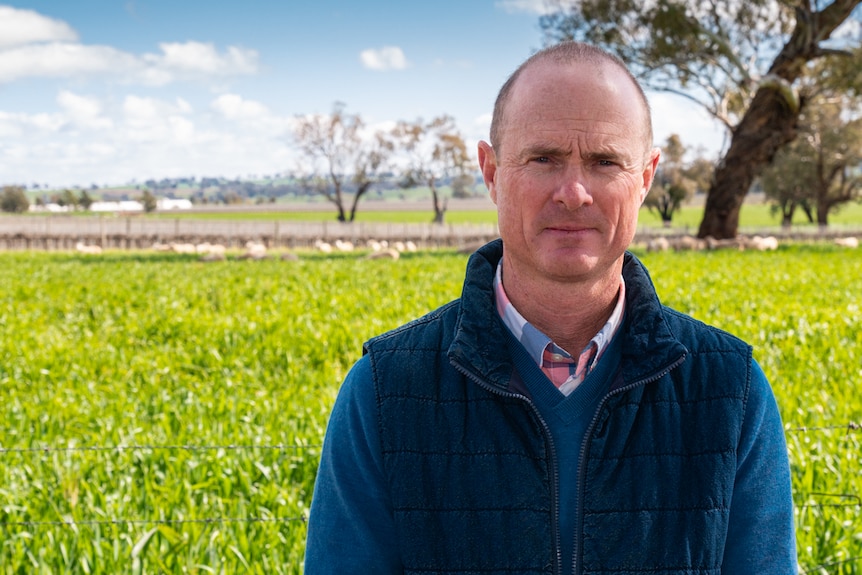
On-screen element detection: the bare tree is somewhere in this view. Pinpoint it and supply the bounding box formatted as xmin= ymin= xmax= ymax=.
xmin=540 ymin=0 xmax=862 ymax=238
xmin=294 ymin=103 xmax=392 ymax=222
xmin=393 ymin=116 xmax=472 ymax=224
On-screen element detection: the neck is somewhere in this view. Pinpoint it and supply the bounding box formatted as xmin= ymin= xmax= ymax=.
xmin=501 ymin=257 xmax=622 ymax=355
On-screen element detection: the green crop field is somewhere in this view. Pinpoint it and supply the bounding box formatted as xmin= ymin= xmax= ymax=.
xmin=1 ymin=245 xmax=861 ymax=573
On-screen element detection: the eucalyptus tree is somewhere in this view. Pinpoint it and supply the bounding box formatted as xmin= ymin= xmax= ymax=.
xmin=294 ymin=103 xmax=393 ymax=222
xmin=541 ymin=0 xmax=862 ymax=238
xmin=392 ymin=115 xmax=471 ymax=224
xmin=761 ymin=92 xmax=862 ymax=226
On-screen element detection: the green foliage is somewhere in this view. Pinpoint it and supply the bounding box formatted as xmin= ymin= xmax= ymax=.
xmin=635 ymin=245 xmax=862 ymax=573
xmin=1 ymin=246 xmax=862 ymax=572
xmin=0 ymin=185 xmax=30 ymax=213
xmin=139 ymin=189 xmax=158 ymax=213
xmin=761 ymin=93 xmax=862 ymax=226
xmin=0 ymin=250 xmax=465 ymax=574
xmin=645 ymin=134 xmax=712 ymax=224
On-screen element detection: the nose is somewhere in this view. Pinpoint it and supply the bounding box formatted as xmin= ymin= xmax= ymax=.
xmin=552 ymin=165 xmax=593 ymax=210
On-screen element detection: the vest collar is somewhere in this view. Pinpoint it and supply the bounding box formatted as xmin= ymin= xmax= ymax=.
xmin=448 ymin=240 xmax=688 ymax=393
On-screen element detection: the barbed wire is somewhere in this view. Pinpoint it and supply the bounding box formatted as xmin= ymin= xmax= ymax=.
xmin=801 ymin=555 xmax=862 ymax=574
xmin=788 ymin=422 xmax=860 ymax=433
xmin=0 ymin=515 xmax=306 ymax=528
xmin=797 ymin=492 xmax=862 ymax=509
xmin=0 ymin=443 xmax=321 ymax=455
xmin=1 ymin=422 xmax=856 ymax=456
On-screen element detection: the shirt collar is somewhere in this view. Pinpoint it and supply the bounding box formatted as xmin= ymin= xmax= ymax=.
xmin=493 ymin=260 xmax=626 ymax=368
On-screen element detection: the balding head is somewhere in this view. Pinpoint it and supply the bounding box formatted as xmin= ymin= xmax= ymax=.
xmin=489 ymin=41 xmax=653 ymax=156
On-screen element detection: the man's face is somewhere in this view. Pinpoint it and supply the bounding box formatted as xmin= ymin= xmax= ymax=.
xmin=479 ymin=60 xmax=660 ymax=287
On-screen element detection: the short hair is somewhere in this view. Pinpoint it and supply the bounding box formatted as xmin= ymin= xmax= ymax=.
xmin=489 ymin=41 xmax=653 ymax=154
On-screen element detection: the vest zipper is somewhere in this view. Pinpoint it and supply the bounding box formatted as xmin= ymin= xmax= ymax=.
xmin=571 ymin=353 xmax=687 ymax=575
xmin=450 ymin=361 xmax=564 ymax=575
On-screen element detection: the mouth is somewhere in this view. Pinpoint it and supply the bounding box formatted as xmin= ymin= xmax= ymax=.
xmin=544 ymin=224 xmax=594 ymax=235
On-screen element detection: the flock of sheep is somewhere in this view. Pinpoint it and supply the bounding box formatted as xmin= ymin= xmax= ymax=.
xmin=643 ymin=234 xmax=859 ymax=252
xmin=75 ymin=235 xmax=860 ymax=258
xmin=74 ymin=238 xmax=421 ymax=261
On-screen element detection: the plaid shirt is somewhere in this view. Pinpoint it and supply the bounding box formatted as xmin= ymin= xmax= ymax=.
xmin=494 ymin=261 xmax=625 ymax=396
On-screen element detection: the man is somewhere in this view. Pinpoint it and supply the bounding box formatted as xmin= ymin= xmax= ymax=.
xmin=305 ymin=41 xmax=797 ymax=574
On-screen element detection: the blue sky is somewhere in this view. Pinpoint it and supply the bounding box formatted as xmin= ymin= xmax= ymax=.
xmin=0 ymin=0 xmax=725 ymax=188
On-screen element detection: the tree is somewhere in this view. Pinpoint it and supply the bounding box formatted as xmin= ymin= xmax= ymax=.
xmin=760 ymin=162 xmax=815 ymax=227
xmin=54 ymin=189 xmax=79 ymax=209
xmin=0 ymin=185 xmax=29 ymax=213
xmin=393 ymin=115 xmax=472 ymax=223
xmin=294 ymin=103 xmax=392 ymax=222
xmin=540 ymin=0 xmax=862 ymax=238
xmin=78 ymin=190 xmax=94 ymax=211
xmin=645 ymin=134 xmax=693 ymax=225
xmin=139 ymin=189 xmax=158 ymax=213
xmin=451 ymin=172 xmax=479 ymax=199
xmin=761 ymin=93 xmax=862 ymax=226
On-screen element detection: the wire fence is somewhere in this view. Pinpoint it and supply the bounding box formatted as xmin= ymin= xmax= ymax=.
xmin=1 ymin=424 xmax=860 ymax=572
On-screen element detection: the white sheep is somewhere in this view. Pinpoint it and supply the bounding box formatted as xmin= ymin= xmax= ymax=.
xmin=834 ymin=236 xmax=859 ymax=249
xmin=746 ymin=235 xmax=779 ymax=251
xmin=646 ymin=237 xmax=670 ymax=253
xmin=75 ymin=242 xmax=102 ymax=255
xmin=367 ymin=239 xmax=383 ymax=252
xmin=671 ymin=236 xmax=706 ymax=251
xmin=197 ymin=243 xmax=226 ymax=255
xmin=365 ymin=248 xmax=400 ymax=260
xmin=314 ymin=239 xmax=333 ymax=253
xmin=334 ymin=239 xmax=355 ymax=252
xmin=170 ymin=242 xmax=196 ymax=254
xmin=404 ymin=241 xmax=418 ymax=252
xmin=243 ymin=241 xmax=268 ymax=259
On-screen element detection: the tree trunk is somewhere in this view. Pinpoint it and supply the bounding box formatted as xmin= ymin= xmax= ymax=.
xmin=430 ymin=179 xmax=446 ymax=224
xmin=697 ymin=86 xmax=801 ymax=239
xmin=348 ymin=182 xmax=373 ymax=222
xmin=697 ymin=0 xmax=861 ymax=239
xmin=816 ymin=194 xmax=830 ymax=227
xmin=779 ymin=199 xmax=795 ymax=227
xmin=801 ymin=202 xmax=815 ymax=224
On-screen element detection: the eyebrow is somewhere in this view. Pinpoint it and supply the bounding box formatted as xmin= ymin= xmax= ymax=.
xmin=517 ymin=144 xmax=571 ymax=160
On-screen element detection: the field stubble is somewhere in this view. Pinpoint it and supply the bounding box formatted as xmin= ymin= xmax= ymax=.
xmin=0 ymin=245 xmax=860 ymax=573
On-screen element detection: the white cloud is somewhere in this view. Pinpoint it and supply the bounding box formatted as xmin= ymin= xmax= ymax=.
xmin=146 ymin=41 xmax=259 ymax=76
xmin=0 ymin=39 xmax=259 ymax=85
xmin=0 ymin=90 xmax=296 ymax=187
xmin=360 ymin=46 xmax=409 ymax=71
xmin=212 ymin=93 xmax=271 ymax=121
xmin=0 ymin=42 xmax=139 ymax=83
xmin=0 ymin=5 xmax=78 ymax=48
xmin=495 ymin=0 xmax=557 ymax=16
xmin=57 ymin=91 xmax=113 ymax=130
xmin=122 ymin=94 xmax=195 ymax=141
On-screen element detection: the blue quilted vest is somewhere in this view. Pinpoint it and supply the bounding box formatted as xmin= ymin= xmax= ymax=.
xmin=363 ymin=240 xmax=751 ymax=575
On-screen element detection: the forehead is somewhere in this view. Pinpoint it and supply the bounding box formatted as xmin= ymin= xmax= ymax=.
xmin=501 ymin=60 xmax=648 ymax=154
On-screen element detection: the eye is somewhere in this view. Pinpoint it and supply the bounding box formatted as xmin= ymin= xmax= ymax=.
xmin=531 ymin=156 xmax=551 ymax=164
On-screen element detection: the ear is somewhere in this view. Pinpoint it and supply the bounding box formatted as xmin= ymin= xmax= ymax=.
xmin=639 ymin=147 xmax=661 ymax=205
xmin=477 ymin=141 xmax=498 ymax=204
